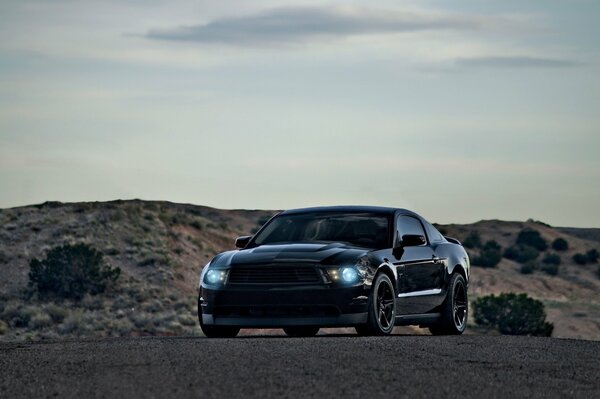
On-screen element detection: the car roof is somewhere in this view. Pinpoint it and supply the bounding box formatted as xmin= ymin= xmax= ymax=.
xmin=279 ymin=205 xmax=418 ymax=217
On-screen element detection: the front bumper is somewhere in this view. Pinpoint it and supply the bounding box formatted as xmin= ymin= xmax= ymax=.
xmin=200 ymin=284 xmax=369 ymax=328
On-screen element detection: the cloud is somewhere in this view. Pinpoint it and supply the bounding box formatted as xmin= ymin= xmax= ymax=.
xmin=456 ymin=56 xmax=580 ymax=69
xmin=143 ymin=6 xmax=486 ymax=45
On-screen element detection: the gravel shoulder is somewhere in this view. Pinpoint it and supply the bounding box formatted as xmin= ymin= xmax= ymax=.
xmin=1 ymin=334 xmax=599 ymax=398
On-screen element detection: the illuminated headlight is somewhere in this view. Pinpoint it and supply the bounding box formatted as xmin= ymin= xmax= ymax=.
xmin=204 ymin=269 xmax=227 ymax=285
xmin=329 ymin=267 xmax=361 ymax=283
xmin=341 ymin=267 xmax=359 ymax=282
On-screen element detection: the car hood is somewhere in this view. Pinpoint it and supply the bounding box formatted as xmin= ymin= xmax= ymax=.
xmin=210 ymin=242 xmax=369 ymax=268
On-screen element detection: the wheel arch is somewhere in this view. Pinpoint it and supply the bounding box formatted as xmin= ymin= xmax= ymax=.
xmin=446 ymin=249 xmax=470 ymax=285
xmin=450 ymin=264 xmax=467 ymax=281
xmin=374 ymin=263 xmax=398 ymax=292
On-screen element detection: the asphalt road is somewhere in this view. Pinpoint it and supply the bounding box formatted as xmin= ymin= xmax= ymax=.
xmin=1 ymin=334 xmax=599 ymax=399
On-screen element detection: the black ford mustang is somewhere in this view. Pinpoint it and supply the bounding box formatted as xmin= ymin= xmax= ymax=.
xmin=198 ymin=206 xmax=469 ymax=337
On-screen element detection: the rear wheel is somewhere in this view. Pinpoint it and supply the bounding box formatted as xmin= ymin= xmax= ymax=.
xmin=429 ymin=273 xmax=468 ymax=335
xmin=283 ymin=327 xmax=320 ymax=337
xmin=355 ymin=273 xmax=396 ymax=336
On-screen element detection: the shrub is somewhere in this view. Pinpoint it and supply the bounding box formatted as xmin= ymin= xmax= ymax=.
xmin=111 ymin=295 xmax=136 ymax=311
xmin=472 ymin=293 xmax=553 ymax=336
xmin=540 ymin=262 xmax=559 ymax=276
xmin=573 ymin=253 xmax=588 ymax=265
xmin=131 ymin=312 xmax=153 ymax=330
xmin=46 ymin=304 xmax=68 ymax=323
xmin=2 ymin=303 xmax=37 ymax=328
xmin=81 ymin=294 xmax=105 ymax=311
xmin=597 ymin=265 xmax=600 ymax=279
xmin=516 ymin=229 xmax=547 ymax=251
xmin=28 ymin=313 xmax=53 ymax=330
xmin=189 ymin=220 xmax=203 ymax=230
xmin=29 ymin=243 xmax=120 ymax=300
xmin=520 ymin=261 xmax=536 ymax=275
xmin=472 ymin=240 xmax=502 ymax=268
xmin=143 ymin=299 xmax=164 ymax=313
xmin=551 ymin=238 xmax=569 ymax=251
xmin=542 ymin=253 xmax=561 ymax=266
xmin=178 ymin=313 xmax=197 ymax=327
xmin=463 ymin=231 xmax=482 ymax=249
xmin=0 ymin=320 xmax=8 ymax=335
xmin=586 ymin=249 xmax=599 ymax=263
xmin=540 ymin=254 xmax=560 ymax=275
xmin=59 ymin=311 xmax=103 ymax=336
xmin=504 ymin=245 xmax=539 ymax=263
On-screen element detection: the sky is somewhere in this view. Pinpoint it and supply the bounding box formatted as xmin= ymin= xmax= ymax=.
xmin=0 ymin=0 xmax=599 ymax=227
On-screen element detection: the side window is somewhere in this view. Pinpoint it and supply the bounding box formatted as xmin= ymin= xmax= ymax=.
xmin=397 ymin=215 xmax=427 ymax=242
xmin=426 ymin=222 xmax=444 ymax=243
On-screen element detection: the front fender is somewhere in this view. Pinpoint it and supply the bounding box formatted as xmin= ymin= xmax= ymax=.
xmin=364 ymin=261 xmax=398 ymax=292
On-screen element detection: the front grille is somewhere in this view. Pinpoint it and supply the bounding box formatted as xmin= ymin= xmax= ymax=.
xmin=228 ymin=266 xmax=321 ymax=285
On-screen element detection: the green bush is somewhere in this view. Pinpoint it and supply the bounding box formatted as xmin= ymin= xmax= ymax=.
xmin=540 ymin=262 xmax=559 ymax=276
xmin=504 ymin=245 xmax=539 ymax=263
xmin=573 ymin=253 xmax=588 ymax=265
xmin=520 ymin=261 xmax=536 ymax=274
xmin=472 ymin=293 xmax=553 ymax=336
xmin=516 ymin=229 xmax=548 ymax=251
xmin=28 ymin=313 xmax=53 ymax=330
xmin=542 ymin=253 xmax=561 ymax=266
xmin=46 ymin=304 xmax=68 ymax=323
xmin=540 ymin=253 xmax=560 ymax=276
xmin=551 ymin=238 xmax=569 ymax=251
xmin=189 ymin=220 xmax=203 ymax=230
xmin=463 ymin=231 xmax=482 ymax=249
xmin=29 ymin=243 xmax=120 ymax=300
xmin=472 ymin=240 xmax=502 ymax=268
xmin=2 ymin=304 xmax=38 ymax=328
xmin=587 ymin=249 xmax=599 ymax=263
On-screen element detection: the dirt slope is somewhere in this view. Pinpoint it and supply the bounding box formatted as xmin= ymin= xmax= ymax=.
xmin=1 ymin=201 xmax=599 ymax=340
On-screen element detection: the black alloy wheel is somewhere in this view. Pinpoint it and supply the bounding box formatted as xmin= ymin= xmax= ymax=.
xmin=429 ymin=273 xmax=468 ymax=335
xmin=356 ymin=273 xmax=396 ymax=336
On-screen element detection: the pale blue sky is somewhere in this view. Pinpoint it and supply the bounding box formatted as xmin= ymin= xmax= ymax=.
xmin=1 ymin=1 xmax=599 ymax=226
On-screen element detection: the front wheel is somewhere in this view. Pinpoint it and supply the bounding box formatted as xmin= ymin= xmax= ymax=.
xmin=200 ymin=324 xmax=240 ymax=338
xmin=198 ymin=303 xmax=240 ymax=338
xmin=429 ymin=273 xmax=468 ymax=335
xmin=283 ymin=327 xmax=320 ymax=337
xmin=355 ymin=273 xmax=396 ymax=336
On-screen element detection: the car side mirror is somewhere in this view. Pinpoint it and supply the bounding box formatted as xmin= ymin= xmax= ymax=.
xmin=400 ymin=234 xmax=426 ymax=247
xmin=235 ymin=236 xmax=252 ymax=249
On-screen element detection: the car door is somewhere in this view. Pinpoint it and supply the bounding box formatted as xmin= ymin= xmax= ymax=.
xmin=394 ymin=215 xmax=445 ymax=314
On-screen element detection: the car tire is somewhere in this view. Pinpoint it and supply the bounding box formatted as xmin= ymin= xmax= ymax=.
xmin=200 ymin=324 xmax=240 ymax=338
xmin=355 ymin=273 xmax=396 ymax=336
xmin=198 ymin=305 xmax=240 ymax=338
xmin=283 ymin=327 xmax=320 ymax=337
xmin=429 ymin=273 xmax=468 ymax=336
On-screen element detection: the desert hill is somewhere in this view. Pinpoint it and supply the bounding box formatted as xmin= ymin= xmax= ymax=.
xmin=0 ymin=200 xmax=599 ymax=340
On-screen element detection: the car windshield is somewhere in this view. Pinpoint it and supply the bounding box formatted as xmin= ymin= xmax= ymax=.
xmin=252 ymin=212 xmax=391 ymax=249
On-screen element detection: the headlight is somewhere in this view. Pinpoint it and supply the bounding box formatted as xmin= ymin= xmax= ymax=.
xmin=341 ymin=267 xmax=359 ymax=282
xmin=328 ymin=266 xmax=361 ymax=284
xmin=204 ymin=269 xmax=227 ymax=285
